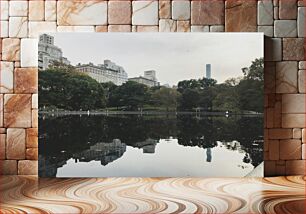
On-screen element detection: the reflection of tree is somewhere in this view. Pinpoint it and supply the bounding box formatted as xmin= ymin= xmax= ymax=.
xmin=177 ymin=115 xmax=217 ymax=148
xmin=39 ymin=114 xmax=263 ymax=171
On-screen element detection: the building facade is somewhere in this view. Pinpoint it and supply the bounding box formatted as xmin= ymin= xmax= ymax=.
xmin=75 ymin=60 xmax=128 ymax=85
xmin=38 ymin=34 xmax=70 ymax=70
xmin=206 ymin=64 xmax=211 ymax=79
xmin=129 ymin=70 xmax=159 ymax=87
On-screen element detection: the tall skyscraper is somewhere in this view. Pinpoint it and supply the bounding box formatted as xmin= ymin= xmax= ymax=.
xmin=206 ymin=64 xmax=211 ymax=79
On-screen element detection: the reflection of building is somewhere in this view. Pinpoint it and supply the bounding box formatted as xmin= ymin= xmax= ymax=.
xmin=222 ymin=140 xmax=243 ymax=153
xmin=38 ymin=34 xmax=70 ymax=70
xmin=75 ymin=60 xmax=128 ymax=85
xmin=129 ymin=70 xmax=159 ymax=87
xmin=134 ymin=138 xmax=158 ymax=153
xmin=206 ymin=64 xmax=211 ymax=79
xmin=206 ymin=147 xmax=212 ymax=162
xmin=73 ymin=139 xmax=126 ymax=166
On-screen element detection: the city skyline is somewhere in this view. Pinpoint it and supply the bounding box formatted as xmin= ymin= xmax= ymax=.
xmin=48 ymin=33 xmax=263 ymax=86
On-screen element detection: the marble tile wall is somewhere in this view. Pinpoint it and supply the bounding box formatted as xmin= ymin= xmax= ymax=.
xmin=0 ymin=0 xmax=305 ymax=176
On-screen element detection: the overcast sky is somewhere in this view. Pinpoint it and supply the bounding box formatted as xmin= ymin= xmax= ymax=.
xmin=50 ymin=33 xmax=263 ymax=86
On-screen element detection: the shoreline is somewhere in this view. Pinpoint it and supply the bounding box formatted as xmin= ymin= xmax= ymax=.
xmin=39 ymin=110 xmax=263 ymax=117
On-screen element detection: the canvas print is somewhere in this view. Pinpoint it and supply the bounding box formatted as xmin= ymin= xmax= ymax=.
xmin=38 ymin=33 xmax=264 ymax=177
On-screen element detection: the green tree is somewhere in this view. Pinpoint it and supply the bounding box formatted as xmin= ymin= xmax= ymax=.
xmin=242 ymin=58 xmax=264 ymax=81
xmin=178 ymin=88 xmax=200 ymax=111
xmin=39 ymin=68 xmax=106 ymax=110
xmin=151 ymin=87 xmax=181 ymax=111
xmin=238 ymin=58 xmax=264 ymax=113
xmin=108 ymin=81 xmax=149 ymax=110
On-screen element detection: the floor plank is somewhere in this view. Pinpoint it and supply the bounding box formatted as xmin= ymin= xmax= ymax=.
xmin=0 ymin=176 xmax=305 ymax=213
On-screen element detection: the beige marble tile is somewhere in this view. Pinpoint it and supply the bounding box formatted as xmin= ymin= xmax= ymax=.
xmin=2 ymin=38 xmax=20 ymax=61
xmin=132 ymin=1 xmax=158 ymax=25
xmin=159 ymin=1 xmax=171 ymax=19
xmin=95 ymin=26 xmax=108 ymax=32
xmin=276 ymin=61 xmax=298 ymax=93
xmin=9 ymin=1 xmax=28 ymax=17
xmin=0 ymin=21 xmax=8 ymax=37
xmin=57 ymin=26 xmax=95 ymax=32
xmin=6 ymin=128 xmax=26 ymax=159
xmin=108 ymin=1 xmax=131 ymax=24
xmin=32 ymin=94 xmax=38 ymax=109
xmin=32 ymin=110 xmax=38 ymax=128
xmin=0 ymin=134 xmax=5 ymax=159
xmin=274 ymin=7 xmax=279 ymax=20
xmin=258 ymin=0 xmax=273 ymax=25
xmin=132 ymin=25 xmax=136 ymax=32
xmin=159 ymin=19 xmax=177 ymax=32
xmin=136 ymin=26 xmax=158 ymax=32
xmin=9 ymin=17 xmax=28 ymax=38
xmin=225 ymin=0 xmax=256 ymax=32
xmin=191 ymin=25 xmax=209 ymax=32
xmin=28 ymin=21 xmax=57 ymax=38
xmin=26 ymin=148 xmax=38 ymax=160
xmin=258 ymin=26 xmax=274 ymax=37
xmin=0 ymin=160 xmax=17 ymax=175
xmin=45 ymin=1 xmax=57 ymax=21
xmin=282 ymin=94 xmax=305 ymax=114
xmin=210 ymin=25 xmax=225 ymax=32
xmin=0 ymin=62 xmax=14 ymax=93
xmin=279 ymin=0 xmax=297 ymax=19
xmin=297 ymin=7 xmax=305 ymax=37
xmin=108 ymin=25 xmax=131 ymax=32
xmin=283 ymin=38 xmax=305 ymax=61
xmin=4 ymin=94 xmax=32 ymax=128
xmin=177 ymin=21 xmax=190 ymax=32
xmin=26 ymin=128 xmax=38 ymax=148
xmin=282 ymin=114 xmax=305 ymax=128
xmin=29 ymin=1 xmax=45 ymax=21
xmin=192 ymin=0 xmax=225 ymax=25
xmin=0 ymin=95 xmax=3 ymax=128
xmin=269 ymin=128 xmax=292 ymax=139
xmin=172 ymin=1 xmax=190 ymax=21
xmin=0 ymin=1 xmax=9 ymax=20
xmin=269 ymin=140 xmax=279 ymax=160
xmin=299 ymin=61 xmax=306 ymax=70
xmin=14 ymin=68 xmax=38 ymax=94
xmin=293 ymin=128 xmax=302 ymax=139
xmin=280 ymin=139 xmax=301 ymax=160
xmin=20 ymin=39 xmax=38 ymax=67
xmin=18 ymin=160 xmax=38 ymax=175
xmin=57 ymin=0 xmax=107 ymax=25
xmin=274 ymin=20 xmax=297 ymax=37
xmin=298 ymin=70 xmax=305 ymax=93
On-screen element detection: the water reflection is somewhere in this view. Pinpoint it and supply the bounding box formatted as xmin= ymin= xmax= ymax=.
xmin=39 ymin=114 xmax=263 ymax=177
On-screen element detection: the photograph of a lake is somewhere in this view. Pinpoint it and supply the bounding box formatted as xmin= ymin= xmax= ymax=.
xmin=38 ymin=33 xmax=264 ymax=177
xmin=39 ymin=113 xmax=263 ymax=177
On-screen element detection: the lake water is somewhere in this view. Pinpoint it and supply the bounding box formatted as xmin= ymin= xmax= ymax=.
xmin=39 ymin=114 xmax=263 ymax=177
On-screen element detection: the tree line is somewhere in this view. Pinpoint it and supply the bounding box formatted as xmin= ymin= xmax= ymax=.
xmin=39 ymin=58 xmax=263 ymax=113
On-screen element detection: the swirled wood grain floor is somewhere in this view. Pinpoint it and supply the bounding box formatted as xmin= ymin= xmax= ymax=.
xmin=0 ymin=176 xmax=305 ymax=214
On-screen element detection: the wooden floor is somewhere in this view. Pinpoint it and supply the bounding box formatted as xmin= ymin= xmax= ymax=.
xmin=0 ymin=176 xmax=305 ymax=214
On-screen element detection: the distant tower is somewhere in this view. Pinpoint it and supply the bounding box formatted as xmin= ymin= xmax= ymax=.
xmin=206 ymin=64 xmax=211 ymax=79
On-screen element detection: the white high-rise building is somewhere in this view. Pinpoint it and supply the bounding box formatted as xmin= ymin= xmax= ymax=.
xmin=129 ymin=70 xmax=159 ymax=87
xmin=144 ymin=70 xmax=157 ymax=81
xmin=38 ymin=34 xmax=70 ymax=70
xmin=75 ymin=60 xmax=128 ymax=86
xmin=206 ymin=64 xmax=211 ymax=79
